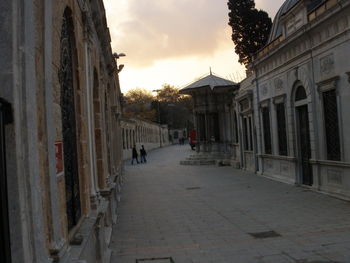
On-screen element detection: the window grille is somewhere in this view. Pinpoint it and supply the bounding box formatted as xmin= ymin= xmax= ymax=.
xmin=248 ymin=116 xmax=253 ymax=151
xmin=262 ymin=107 xmax=272 ymax=154
xmin=276 ymin=103 xmax=288 ymax=156
xmin=59 ymin=10 xmax=81 ymax=230
xmin=323 ymin=89 xmax=341 ymax=161
xmin=234 ymin=111 xmax=239 ymax=143
xmin=243 ymin=118 xmax=249 ymax=151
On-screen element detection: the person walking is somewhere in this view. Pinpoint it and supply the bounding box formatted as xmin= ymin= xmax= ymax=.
xmin=131 ymin=145 xmax=139 ymax=165
xmin=140 ymin=145 xmax=147 ymax=163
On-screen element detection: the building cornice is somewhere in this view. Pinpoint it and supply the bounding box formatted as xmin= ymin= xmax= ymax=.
xmin=253 ymin=0 xmax=349 ymax=67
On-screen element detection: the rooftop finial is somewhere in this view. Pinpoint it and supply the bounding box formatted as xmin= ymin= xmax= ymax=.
xmin=210 ymin=67 xmax=212 ymax=75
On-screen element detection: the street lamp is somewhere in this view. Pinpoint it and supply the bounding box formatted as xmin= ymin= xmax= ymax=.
xmin=152 ymin=89 xmax=162 ymax=147
xmin=113 ymin=53 xmax=126 ymax=73
xmin=113 ymin=52 xmax=126 ymax=59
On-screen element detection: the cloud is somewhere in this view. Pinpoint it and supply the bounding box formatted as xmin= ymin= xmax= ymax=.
xmin=105 ymin=0 xmax=232 ymax=68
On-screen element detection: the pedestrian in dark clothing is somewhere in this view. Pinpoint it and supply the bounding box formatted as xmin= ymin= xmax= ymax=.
xmin=140 ymin=145 xmax=147 ymax=163
xmin=131 ymin=145 xmax=139 ymax=165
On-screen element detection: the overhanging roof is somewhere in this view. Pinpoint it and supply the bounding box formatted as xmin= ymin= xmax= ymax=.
xmin=180 ymin=73 xmax=237 ymax=94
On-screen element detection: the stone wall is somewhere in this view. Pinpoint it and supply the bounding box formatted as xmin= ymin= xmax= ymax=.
xmin=235 ymin=0 xmax=350 ymax=200
xmin=0 ymin=0 xmax=124 ymax=262
xmin=121 ymin=118 xmax=170 ymax=161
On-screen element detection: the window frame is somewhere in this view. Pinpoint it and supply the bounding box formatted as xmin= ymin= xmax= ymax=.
xmin=317 ymin=76 xmax=342 ymax=161
xmin=273 ymin=95 xmax=288 ymax=156
xmin=260 ymin=101 xmax=273 ymax=155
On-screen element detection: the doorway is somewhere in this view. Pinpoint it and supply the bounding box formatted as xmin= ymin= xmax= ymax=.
xmin=296 ymin=102 xmax=313 ymax=185
xmin=0 ymin=99 xmax=12 ymax=262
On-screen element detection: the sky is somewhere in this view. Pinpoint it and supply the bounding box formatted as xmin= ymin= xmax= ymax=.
xmin=103 ymin=0 xmax=286 ymax=93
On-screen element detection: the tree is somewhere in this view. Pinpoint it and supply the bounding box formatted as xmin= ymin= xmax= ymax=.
xmin=123 ymin=88 xmax=156 ymax=121
xmin=228 ymin=0 xmax=272 ymax=66
xmin=152 ymin=84 xmax=193 ymax=129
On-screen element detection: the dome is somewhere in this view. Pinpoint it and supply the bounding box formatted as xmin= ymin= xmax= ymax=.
xmin=267 ymin=0 xmax=301 ymax=44
xmin=267 ymin=0 xmax=326 ymax=44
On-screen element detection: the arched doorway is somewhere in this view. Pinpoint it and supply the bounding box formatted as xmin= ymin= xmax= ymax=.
xmin=0 ymin=99 xmax=12 ymax=262
xmin=59 ymin=8 xmax=81 ymax=230
xmin=294 ymin=85 xmax=313 ymax=186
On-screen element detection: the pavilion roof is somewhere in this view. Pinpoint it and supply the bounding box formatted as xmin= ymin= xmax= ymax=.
xmin=180 ymin=73 xmax=237 ymax=93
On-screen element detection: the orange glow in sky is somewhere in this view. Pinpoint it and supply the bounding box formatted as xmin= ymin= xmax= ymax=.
xmin=103 ymin=0 xmax=285 ymax=93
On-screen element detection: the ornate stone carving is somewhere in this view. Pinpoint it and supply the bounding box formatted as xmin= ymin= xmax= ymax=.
xmin=320 ymin=54 xmax=334 ymax=76
xmin=261 ymin=84 xmax=268 ymax=96
xmin=274 ymin=78 xmax=284 ymax=91
xmin=266 ymin=159 xmax=273 ymax=170
xmin=281 ymin=162 xmax=289 ymax=175
xmin=327 ymin=169 xmax=343 ymax=185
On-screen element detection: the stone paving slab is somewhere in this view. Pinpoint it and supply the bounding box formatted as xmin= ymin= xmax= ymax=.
xmin=110 ymin=145 xmax=350 ymax=263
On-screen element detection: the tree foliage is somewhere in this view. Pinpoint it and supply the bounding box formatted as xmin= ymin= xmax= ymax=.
xmin=123 ymin=85 xmax=194 ymax=129
xmin=153 ymin=84 xmax=193 ymax=129
xmin=228 ymin=0 xmax=272 ymax=66
xmin=123 ymin=88 xmax=156 ymax=121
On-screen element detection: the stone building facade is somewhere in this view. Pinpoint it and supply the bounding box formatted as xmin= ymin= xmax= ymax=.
xmin=169 ymin=128 xmax=187 ymax=144
xmin=247 ymin=0 xmax=350 ymax=199
xmin=121 ymin=117 xmax=170 ymax=160
xmin=236 ymin=0 xmax=350 ymax=199
xmin=183 ymin=0 xmax=350 ymax=200
xmin=1 ymin=0 xmax=123 ymax=262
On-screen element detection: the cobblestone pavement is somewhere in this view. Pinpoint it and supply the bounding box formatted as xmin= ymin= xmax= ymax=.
xmin=110 ymin=145 xmax=350 ymax=263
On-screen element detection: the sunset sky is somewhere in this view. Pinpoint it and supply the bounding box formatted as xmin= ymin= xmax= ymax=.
xmin=103 ymin=0 xmax=286 ymax=93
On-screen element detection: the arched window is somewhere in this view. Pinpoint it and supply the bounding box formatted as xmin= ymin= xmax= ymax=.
xmin=59 ymin=8 xmax=81 ymax=230
xmin=295 ymin=86 xmax=307 ymax=101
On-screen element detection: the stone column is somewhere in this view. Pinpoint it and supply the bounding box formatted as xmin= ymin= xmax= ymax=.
xmin=83 ymin=15 xmax=99 ymax=207
xmin=44 ymin=0 xmax=64 ymax=252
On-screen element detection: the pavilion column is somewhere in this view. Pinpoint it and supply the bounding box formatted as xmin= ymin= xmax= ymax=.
xmin=205 ymin=112 xmax=209 ymax=141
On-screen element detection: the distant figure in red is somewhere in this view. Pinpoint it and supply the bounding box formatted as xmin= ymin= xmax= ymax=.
xmin=131 ymin=145 xmax=139 ymax=165
xmin=140 ymin=145 xmax=147 ymax=163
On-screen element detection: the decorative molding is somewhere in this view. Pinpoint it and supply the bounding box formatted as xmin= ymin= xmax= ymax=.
xmin=236 ymin=89 xmax=253 ymax=102
xmin=320 ymin=54 xmax=335 ymax=76
xmin=281 ymin=163 xmax=290 ymax=174
xmin=259 ymin=154 xmax=296 ymax=162
xmin=261 ymin=83 xmax=268 ymax=96
xmin=309 ymin=159 xmax=350 ymax=168
xmin=327 ymin=169 xmax=343 ymax=185
xmin=316 ymin=76 xmax=339 ymax=92
xmin=273 ymin=94 xmax=287 ymax=104
xmin=260 ymin=98 xmax=270 ymax=108
xmin=265 ymin=159 xmax=273 ymax=169
xmin=274 ymin=78 xmax=284 ymax=91
xmin=346 ymin=72 xmax=350 ymax=84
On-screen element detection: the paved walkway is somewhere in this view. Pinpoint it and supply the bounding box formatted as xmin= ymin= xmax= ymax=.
xmin=110 ymin=145 xmax=350 ymax=263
